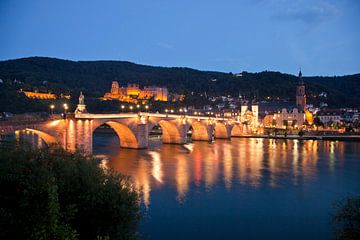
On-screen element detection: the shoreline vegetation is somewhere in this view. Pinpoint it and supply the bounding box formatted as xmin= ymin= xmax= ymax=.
xmin=0 ymin=142 xmax=141 ymax=240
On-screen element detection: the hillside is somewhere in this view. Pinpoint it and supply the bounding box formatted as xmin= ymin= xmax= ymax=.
xmin=0 ymin=57 xmax=359 ymax=113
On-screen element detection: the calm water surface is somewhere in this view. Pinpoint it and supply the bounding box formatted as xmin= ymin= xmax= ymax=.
xmin=92 ymin=133 xmax=360 ymax=240
xmin=20 ymin=131 xmax=360 ymax=239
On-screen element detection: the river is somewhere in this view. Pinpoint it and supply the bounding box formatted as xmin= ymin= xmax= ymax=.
xmin=92 ymin=132 xmax=360 ymax=240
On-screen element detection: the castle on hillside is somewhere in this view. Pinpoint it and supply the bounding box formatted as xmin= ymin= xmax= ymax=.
xmin=102 ymin=81 xmax=168 ymax=103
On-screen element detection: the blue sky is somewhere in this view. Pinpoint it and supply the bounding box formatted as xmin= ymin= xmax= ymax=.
xmin=0 ymin=0 xmax=359 ymax=76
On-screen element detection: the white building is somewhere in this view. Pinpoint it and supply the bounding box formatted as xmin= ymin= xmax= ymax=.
xmin=274 ymin=108 xmax=305 ymax=128
xmin=317 ymin=110 xmax=342 ymax=124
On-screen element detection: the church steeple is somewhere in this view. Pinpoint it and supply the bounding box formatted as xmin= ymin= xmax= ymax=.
xmin=296 ymin=68 xmax=306 ymax=112
xmin=298 ymin=68 xmax=303 ymax=84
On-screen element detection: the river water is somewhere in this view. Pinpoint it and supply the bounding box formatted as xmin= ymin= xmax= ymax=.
xmin=92 ymin=133 xmax=360 ymax=240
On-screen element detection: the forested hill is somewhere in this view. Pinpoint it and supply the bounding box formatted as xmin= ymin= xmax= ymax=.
xmin=0 ymin=57 xmax=359 ymax=110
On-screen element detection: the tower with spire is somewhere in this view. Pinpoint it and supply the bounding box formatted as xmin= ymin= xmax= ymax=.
xmin=296 ymin=69 xmax=306 ymax=112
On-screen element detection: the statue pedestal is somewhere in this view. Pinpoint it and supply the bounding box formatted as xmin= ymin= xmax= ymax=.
xmin=75 ymin=104 xmax=87 ymax=114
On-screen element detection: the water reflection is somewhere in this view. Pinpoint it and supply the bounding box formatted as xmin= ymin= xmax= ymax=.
xmin=91 ymin=137 xmax=353 ymax=206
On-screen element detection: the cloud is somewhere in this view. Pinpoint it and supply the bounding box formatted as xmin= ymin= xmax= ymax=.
xmin=157 ymin=42 xmax=175 ymax=51
xmin=271 ymin=1 xmax=340 ymax=25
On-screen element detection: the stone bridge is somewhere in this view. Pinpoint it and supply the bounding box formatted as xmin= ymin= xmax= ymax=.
xmin=0 ymin=112 xmax=247 ymax=154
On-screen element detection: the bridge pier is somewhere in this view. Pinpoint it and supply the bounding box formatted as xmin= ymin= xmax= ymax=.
xmin=1 ymin=113 xmax=248 ymax=155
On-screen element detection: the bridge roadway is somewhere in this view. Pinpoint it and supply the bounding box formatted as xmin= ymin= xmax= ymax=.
xmin=0 ymin=112 xmax=247 ymax=154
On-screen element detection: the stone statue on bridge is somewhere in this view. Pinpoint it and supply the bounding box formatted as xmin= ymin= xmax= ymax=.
xmin=79 ymin=91 xmax=85 ymax=105
xmin=75 ymin=92 xmax=87 ymax=114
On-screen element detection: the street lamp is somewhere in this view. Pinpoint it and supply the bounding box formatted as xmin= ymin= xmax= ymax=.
xmin=129 ymin=106 xmax=134 ymax=112
xmin=121 ymin=105 xmax=125 ymax=112
xmin=165 ymin=109 xmax=169 ymax=113
xmin=63 ymin=103 xmax=68 ymax=113
xmin=145 ymin=105 xmax=149 ymax=111
xmin=50 ymin=104 xmax=55 ymax=114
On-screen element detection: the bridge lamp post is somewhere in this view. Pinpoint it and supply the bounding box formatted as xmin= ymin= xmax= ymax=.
xmin=63 ymin=103 xmax=68 ymax=113
xmin=129 ymin=106 xmax=134 ymax=112
xmin=136 ymin=104 xmax=140 ymax=113
xmin=121 ymin=105 xmax=125 ymax=112
xmin=50 ymin=104 xmax=55 ymax=114
xmin=170 ymin=109 xmax=174 ymax=113
xmin=165 ymin=109 xmax=168 ymax=113
xmin=145 ymin=105 xmax=149 ymax=112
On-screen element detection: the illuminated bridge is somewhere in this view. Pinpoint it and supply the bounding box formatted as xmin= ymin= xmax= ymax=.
xmin=0 ymin=112 xmax=247 ymax=154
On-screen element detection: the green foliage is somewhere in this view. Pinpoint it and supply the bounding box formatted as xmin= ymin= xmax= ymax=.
xmin=332 ymin=196 xmax=360 ymax=240
xmin=0 ymin=142 xmax=140 ymax=240
xmin=0 ymin=57 xmax=359 ymax=113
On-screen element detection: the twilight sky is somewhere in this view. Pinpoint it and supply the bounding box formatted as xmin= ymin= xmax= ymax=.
xmin=0 ymin=0 xmax=359 ymax=76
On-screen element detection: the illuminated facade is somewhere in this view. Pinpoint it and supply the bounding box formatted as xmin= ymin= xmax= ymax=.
xmin=296 ymin=70 xmax=306 ymax=112
xmin=273 ymin=108 xmax=305 ymax=128
xmin=20 ymin=90 xmax=70 ymax=100
xmin=103 ymin=81 xmax=168 ymax=103
xmin=22 ymin=91 xmax=56 ymax=99
xmin=240 ymin=102 xmax=259 ymax=127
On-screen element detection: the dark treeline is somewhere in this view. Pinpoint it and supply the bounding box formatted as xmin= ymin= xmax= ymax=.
xmin=0 ymin=142 xmax=141 ymax=240
xmin=0 ymin=57 xmax=359 ymax=113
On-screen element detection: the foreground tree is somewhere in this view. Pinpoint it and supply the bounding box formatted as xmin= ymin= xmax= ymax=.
xmin=0 ymin=142 xmax=140 ymax=240
xmin=332 ymin=195 xmax=360 ymax=240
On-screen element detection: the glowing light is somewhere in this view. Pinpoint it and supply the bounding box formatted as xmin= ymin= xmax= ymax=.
xmin=149 ymin=151 xmax=163 ymax=183
xmin=50 ymin=104 xmax=55 ymax=109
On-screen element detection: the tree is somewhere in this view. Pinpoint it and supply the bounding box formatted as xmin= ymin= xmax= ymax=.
xmin=0 ymin=142 xmax=140 ymax=240
xmin=272 ymin=119 xmax=277 ymax=127
xmin=313 ymin=117 xmax=323 ymax=131
xmin=283 ymin=120 xmax=288 ymax=128
xmin=332 ymin=195 xmax=360 ymax=240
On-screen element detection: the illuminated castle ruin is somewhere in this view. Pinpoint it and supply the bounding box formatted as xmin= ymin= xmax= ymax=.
xmin=103 ymin=81 xmax=168 ymax=103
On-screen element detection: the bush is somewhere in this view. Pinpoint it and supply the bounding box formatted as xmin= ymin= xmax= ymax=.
xmin=0 ymin=142 xmax=140 ymax=240
xmin=332 ymin=195 xmax=360 ymax=240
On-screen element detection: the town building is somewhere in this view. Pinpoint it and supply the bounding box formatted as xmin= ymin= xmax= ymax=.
xmin=102 ymin=81 xmax=168 ymax=103
xmin=296 ymin=70 xmax=306 ymax=112
xmin=22 ymin=90 xmax=57 ymax=100
xmin=273 ymin=108 xmax=305 ymax=128
xmin=263 ymin=70 xmax=308 ymax=128
xmin=240 ymin=101 xmax=259 ymax=126
xmin=316 ymin=109 xmax=342 ymax=124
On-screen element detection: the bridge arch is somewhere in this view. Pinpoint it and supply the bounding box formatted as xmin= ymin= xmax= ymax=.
xmin=191 ymin=121 xmax=212 ymax=141
xmin=93 ymin=121 xmax=140 ymax=149
xmin=158 ymin=120 xmax=183 ymax=144
xmin=214 ymin=122 xmax=231 ymax=139
xmin=231 ymin=124 xmax=243 ymax=137
xmin=24 ymin=128 xmax=58 ymax=146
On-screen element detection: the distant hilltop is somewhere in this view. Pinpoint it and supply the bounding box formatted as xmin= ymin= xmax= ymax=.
xmin=0 ymin=57 xmax=359 ymax=109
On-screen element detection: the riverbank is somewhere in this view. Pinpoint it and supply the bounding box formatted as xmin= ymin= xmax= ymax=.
xmin=238 ymin=134 xmax=360 ymax=141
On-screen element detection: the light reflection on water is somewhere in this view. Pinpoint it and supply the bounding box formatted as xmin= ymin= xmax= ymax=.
xmin=92 ymin=135 xmax=360 ymax=239
xmin=103 ymin=138 xmax=346 ymax=206
xmin=19 ymin=131 xmax=360 ymax=239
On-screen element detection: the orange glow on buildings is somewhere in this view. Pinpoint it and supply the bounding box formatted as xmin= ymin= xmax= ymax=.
xmin=20 ymin=90 xmax=71 ymax=100
xmin=102 ymin=81 xmax=168 ymax=103
xmin=22 ymin=91 xmax=56 ymax=99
